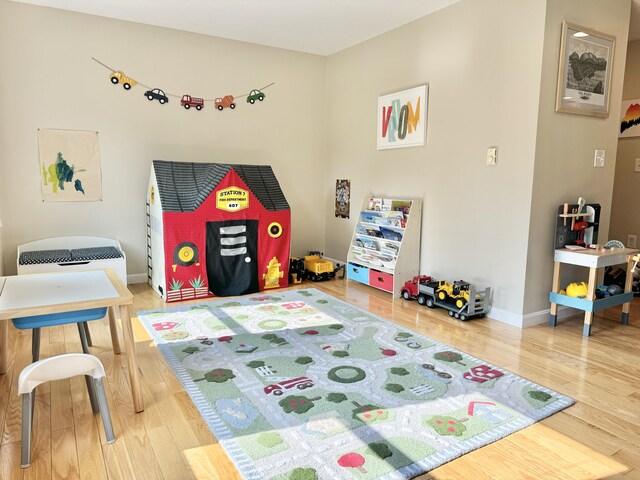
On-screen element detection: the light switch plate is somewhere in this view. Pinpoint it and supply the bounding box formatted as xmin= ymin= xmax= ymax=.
xmin=635 ymin=158 xmax=640 ymax=172
xmin=594 ymin=149 xmax=605 ymax=167
xmin=487 ymin=147 xmax=497 ymax=166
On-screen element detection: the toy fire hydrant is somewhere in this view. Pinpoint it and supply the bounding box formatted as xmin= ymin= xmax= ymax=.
xmin=263 ymin=256 xmax=284 ymax=289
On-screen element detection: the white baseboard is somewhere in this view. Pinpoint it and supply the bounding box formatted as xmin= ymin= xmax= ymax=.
xmin=487 ymin=305 xmax=577 ymax=328
xmin=522 ymin=305 xmax=576 ymax=328
xmin=127 ymin=273 xmax=148 ymax=285
xmin=484 ymin=307 xmax=524 ymax=327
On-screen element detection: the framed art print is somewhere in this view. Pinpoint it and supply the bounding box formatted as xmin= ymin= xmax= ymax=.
xmin=377 ymin=85 xmax=428 ymax=149
xmin=555 ymin=21 xmax=615 ymax=118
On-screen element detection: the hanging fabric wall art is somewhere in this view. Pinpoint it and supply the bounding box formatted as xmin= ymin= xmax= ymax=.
xmin=38 ymin=129 xmax=102 ymax=202
xmin=335 ymin=179 xmax=351 ymax=218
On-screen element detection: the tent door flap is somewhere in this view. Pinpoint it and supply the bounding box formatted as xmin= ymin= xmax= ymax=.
xmin=206 ymin=220 xmax=258 ymax=296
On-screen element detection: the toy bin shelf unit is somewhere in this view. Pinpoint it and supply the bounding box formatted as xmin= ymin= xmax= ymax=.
xmin=147 ymin=161 xmax=291 ymax=302
xmin=347 ymin=197 xmax=422 ymax=297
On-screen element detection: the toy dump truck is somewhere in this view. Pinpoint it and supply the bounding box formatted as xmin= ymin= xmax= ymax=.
xmin=304 ymin=253 xmax=335 ymax=281
xmin=401 ymin=277 xmax=490 ymax=321
xmin=289 ymin=251 xmax=345 ymax=283
xmin=110 ymin=70 xmax=137 ymax=90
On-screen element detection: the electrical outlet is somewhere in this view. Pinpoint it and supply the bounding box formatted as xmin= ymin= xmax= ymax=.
xmin=487 ymin=147 xmax=497 ymax=166
xmin=628 ymin=235 xmax=637 ymax=248
xmin=594 ymin=149 xmax=605 ymax=167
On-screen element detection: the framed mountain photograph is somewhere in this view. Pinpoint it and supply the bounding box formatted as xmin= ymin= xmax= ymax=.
xmin=555 ymin=21 xmax=615 ymax=118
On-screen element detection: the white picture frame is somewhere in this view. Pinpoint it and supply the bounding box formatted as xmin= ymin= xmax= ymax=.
xmin=377 ymin=85 xmax=428 ymax=149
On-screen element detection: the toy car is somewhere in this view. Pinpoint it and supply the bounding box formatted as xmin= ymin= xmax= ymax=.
xmin=144 ymin=88 xmax=169 ymax=104
xmin=110 ymin=70 xmax=137 ymax=90
xmin=247 ymin=89 xmax=265 ymax=104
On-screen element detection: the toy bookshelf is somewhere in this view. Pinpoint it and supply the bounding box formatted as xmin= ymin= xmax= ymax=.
xmin=346 ymin=197 xmax=422 ymax=297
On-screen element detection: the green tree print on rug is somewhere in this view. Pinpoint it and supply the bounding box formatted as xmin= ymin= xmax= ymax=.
xmin=523 ymin=386 xmax=555 ymax=409
xmin=334 ymin=438 xmax=436 ymax=480
xmin=271 ymin=466 xmax=320 ymax=480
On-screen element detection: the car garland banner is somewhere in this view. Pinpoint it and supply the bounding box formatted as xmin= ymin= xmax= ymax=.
xmin=91 ymin=57 xmax=274 ymax=112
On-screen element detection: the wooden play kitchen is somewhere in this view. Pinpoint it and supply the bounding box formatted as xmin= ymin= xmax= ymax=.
xmin=549 ymin=247 xmax=639 ymax=336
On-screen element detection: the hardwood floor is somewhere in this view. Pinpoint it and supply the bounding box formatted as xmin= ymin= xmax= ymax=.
xmin=0 ymin=279 xmax=639 ymax=479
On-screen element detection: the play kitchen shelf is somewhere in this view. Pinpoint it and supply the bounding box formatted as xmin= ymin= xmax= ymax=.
xmin=549 ymin=247 xmax=639 ymax=336
xmin=347 ymin=197 xmax=421 ymax=297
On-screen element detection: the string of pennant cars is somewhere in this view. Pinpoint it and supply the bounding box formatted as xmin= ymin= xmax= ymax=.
xmin=92 ymin=57 xmax=274 ymax=111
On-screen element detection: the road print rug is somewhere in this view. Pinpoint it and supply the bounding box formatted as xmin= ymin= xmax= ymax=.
xmin=138 ymin=288 xmax=573 ymax=480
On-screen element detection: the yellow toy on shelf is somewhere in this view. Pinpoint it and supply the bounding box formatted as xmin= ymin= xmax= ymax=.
xmin=565 ymin=282 xmax=588 ymax=299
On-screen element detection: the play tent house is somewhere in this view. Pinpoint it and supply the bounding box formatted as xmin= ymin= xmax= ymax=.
xmin=147 ymin=160 xmax=291 ymax=302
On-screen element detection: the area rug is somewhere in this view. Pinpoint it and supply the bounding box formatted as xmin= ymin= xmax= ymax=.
xmin=138 ymin=288 xmax=573 ymax=480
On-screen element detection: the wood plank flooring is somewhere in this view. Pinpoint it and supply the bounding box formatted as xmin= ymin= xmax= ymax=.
xmin=0 ymin=279 xmax=639 ymax=479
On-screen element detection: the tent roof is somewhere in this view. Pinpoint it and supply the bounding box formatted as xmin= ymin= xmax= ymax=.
xmin=152 ymin=160 xmax=289 ymax=212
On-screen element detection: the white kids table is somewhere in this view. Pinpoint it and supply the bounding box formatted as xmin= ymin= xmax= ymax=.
xmin=0 ymin=268 xmax=143 ymax=412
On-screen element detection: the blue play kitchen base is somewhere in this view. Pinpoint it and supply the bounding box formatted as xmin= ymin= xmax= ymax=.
xmin=548 ymin=291 xmax=633 ymax=313
xmin=549 ymin=247 xmax=639 ymax=337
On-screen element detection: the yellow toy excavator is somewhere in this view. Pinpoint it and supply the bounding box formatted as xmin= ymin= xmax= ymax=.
xmin=436 ymin=280 xmax=472 ymax=309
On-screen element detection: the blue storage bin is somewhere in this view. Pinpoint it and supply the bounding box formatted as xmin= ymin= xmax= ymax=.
xmin=347 ymin=262 xmax=369 ymax=284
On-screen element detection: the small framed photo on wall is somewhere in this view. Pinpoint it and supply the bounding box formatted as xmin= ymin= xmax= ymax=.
xmin=377 ymin=85 xmax=428 ymax=149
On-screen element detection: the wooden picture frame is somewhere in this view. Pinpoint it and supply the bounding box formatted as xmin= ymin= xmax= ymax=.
xmin=555 ymin=21 xmax=615 ymax=118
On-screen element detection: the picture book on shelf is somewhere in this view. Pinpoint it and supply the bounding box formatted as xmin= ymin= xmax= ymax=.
xmin=392 ymin=200 xmax=412 ymax=217
xmin=368 ymin=198 xmax=382 ymax=211
xmin=361 ymin=211 xmax=382 ymax=223
xmin=379 ymin=227 xmax=402 ymax=242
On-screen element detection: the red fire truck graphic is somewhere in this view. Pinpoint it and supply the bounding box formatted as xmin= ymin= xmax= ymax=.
xmin=263 ymin=377 xmax=314 ymax=396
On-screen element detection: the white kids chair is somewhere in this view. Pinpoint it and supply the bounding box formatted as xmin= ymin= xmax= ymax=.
xmin=18 ymin=353 xmax=115 ymax=468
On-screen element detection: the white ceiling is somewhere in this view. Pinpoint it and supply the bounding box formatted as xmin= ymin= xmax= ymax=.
xmin=8 ymin=0 xmax=463 ymax=56
xmin=10 ymin=0 xmax=640 ymax=53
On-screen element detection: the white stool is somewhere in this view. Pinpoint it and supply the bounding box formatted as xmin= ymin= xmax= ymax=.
xmin=18 ymin=353 xmax=115 ymax=468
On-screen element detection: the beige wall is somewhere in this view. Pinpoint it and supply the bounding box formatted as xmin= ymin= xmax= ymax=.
xmin=324 ymin=0 xmax=548 ymax=324
xmin=523 ymin=0 xmax=631 ymax=320
xmin=610 ymin=40 xmax=640 ymax=245
xmin=0 ymin=0 xmax=327 ymax=279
